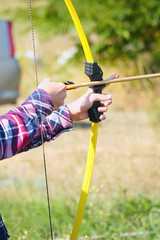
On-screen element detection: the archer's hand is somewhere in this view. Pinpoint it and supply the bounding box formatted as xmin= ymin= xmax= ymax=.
xmin=38 ymin=79 xmax=66 ymax=110
xmin=67 ymin=73 xmax=119 ymax=121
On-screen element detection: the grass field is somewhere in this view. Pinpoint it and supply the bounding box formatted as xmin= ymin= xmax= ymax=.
xmin=1 ymin=107 xmax=160 ymax=239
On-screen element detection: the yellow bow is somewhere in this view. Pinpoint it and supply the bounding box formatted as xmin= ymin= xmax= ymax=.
xmin=64 ymin=0 xmax=99 ymax=239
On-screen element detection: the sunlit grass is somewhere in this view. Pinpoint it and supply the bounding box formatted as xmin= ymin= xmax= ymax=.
xmin=1 ymin=186 xmax=160 ymax=240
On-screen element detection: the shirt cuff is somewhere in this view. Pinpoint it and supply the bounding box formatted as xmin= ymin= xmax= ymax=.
xmin=22 ymin=88 xmax=54 ymax=123
xmin=57 ymin=104 xmax=74 ymax=129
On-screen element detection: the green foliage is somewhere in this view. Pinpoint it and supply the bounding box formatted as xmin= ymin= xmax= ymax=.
xmin=9 ymin=0 xmax=160 ymax=62
xmin=1 ymin=0 xmax=159 ymax=125
xmin=2 ymin=188 xmax=160 ymax=239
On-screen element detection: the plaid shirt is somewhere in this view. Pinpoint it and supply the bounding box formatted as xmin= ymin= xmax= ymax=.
xmin=0 ymin=88 xmax=73 ymax=160
xmin=0 ymin=214 xmax=10 ymax=240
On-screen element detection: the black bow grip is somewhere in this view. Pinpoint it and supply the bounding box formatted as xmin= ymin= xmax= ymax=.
xmin=85 ymin=61 xmax=105 ymax=123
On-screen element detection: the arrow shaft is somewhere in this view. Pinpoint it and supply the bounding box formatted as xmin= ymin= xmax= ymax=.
xmin=66 ymin=73 xmax=160 ymax=90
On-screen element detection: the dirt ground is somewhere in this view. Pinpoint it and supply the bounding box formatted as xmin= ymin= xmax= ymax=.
xmin=0 ymin=102 xmax=160 ymax=199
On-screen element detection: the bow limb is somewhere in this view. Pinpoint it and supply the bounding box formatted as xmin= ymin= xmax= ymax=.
xmin=64 ymin=0 xmax=93 ymax=63
xmin=64 ymin=0 xmax=99 ymax=239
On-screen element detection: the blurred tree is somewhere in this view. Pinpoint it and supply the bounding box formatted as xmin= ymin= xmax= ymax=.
xmin=2 ymin=0 xmax=159 ymax=127
xmin=29 ymin=0 xmax=160 ymax=129
xmin=23 ymin=0 xmax=160 ymax=64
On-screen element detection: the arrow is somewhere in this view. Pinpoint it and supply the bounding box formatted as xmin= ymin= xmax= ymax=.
xmin=66 ymin=72 xmax=160 ymax=90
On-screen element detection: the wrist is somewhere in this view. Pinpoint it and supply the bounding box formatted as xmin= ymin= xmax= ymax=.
xmin=67 ymin=102 xmax=81 ymax=121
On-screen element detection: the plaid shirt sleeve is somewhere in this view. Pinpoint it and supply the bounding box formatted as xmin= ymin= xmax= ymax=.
xmin=19 ymin=103 xmax=74 ymax=152
xmin=0 ymin=214 xmax=10 ymax=240
xmin=0 ymin=88 xmax=74 ymax=160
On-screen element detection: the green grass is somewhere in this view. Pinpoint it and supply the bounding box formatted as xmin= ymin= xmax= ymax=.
xmin=1 ymin=187 xmax=160 ymax=240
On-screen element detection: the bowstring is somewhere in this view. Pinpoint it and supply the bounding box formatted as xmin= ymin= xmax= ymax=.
xmin=28 ymin=1 xmax=54 ymax=239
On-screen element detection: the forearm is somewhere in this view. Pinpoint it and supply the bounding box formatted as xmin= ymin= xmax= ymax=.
xmin=0 ymin=88 xmax=54 ymax=159
xmin=19 ymin=104 xmax=74 ymax=152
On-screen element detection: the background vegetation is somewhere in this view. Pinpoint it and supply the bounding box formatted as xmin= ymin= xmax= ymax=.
xmin=0 ymin=0 xmax=160 ymax=239
xmin=1 ymin=0 xmax=160 ymax=128
xmin=6 ymin=0 xmax=160 ymax=66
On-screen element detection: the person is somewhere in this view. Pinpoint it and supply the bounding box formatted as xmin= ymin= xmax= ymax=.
xmin=0 ymin=215 xmax=9 ymax=240
xmin=0 ymin=74 xmax=118 ymax=239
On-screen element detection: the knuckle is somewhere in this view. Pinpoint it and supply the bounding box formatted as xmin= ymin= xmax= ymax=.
xmin=60 ymin=82 xmax=66 ymax=88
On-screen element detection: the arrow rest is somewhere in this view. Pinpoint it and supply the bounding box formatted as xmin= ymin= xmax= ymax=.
xmin=85 ymin=61 xmax=106 ymax=122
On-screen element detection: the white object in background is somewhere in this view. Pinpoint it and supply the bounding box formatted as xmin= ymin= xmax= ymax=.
xmin=57 ymin=46 xmax=78 ymax=65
